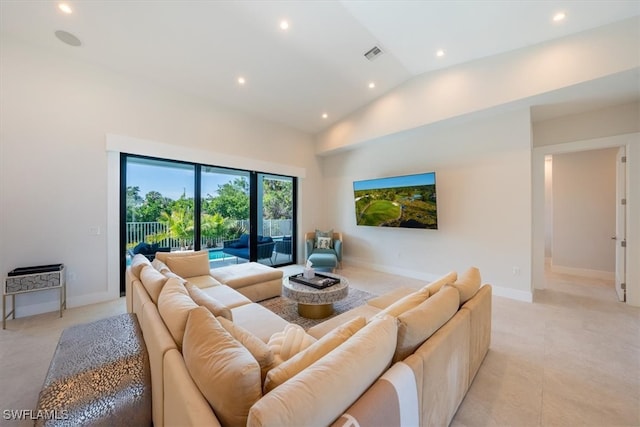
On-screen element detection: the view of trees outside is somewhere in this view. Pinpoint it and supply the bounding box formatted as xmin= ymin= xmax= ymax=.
xmin=126 ymin=173 xmax=293 ymax=250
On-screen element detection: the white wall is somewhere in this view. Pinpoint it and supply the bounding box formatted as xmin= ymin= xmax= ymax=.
xmin=532 ymin=133 xmax=640 ymax=306
xmin=316 ymin=17 xmax=639 ymax=154
xmin=551 ymin=148 xmax=617 ymax=276
xmin=322 ymin=109 xmax=533 ymax=301
xmin=533 ymin=102 xmax=640 ymax=147
xmin=0 ymin=37 xmax=321 ymax=317
xmin=532 ymin=103 xmax=640 ymax=305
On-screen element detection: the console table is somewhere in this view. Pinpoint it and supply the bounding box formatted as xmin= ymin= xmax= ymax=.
xmin=3 ymin=264 xmax=66 ymax=329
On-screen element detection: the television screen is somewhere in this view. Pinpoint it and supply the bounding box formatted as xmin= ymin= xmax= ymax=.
xmin=353 ymin=172 xmax=437 ymax=229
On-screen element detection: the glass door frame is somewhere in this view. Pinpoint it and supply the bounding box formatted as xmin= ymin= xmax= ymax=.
xmin=120 ymin=153 xmax=297 ymax=294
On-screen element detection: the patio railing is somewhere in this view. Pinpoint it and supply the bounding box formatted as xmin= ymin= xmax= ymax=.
xmin=126 ymin=219 xmax=292 ymax=249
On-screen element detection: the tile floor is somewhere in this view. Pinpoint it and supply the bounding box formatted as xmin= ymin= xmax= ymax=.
xmin=0 ymin=265 xmax=637 ymax=426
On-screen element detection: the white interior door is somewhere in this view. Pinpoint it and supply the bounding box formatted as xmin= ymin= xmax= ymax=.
xmin=615 ymin=146 xmax=627 ymax=302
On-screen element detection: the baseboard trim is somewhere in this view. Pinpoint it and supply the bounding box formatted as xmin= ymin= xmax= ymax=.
xmin=492 ymin=285 xmax=533 ymax=302
xmin=550 ymin=264 xmax=615 ymax=281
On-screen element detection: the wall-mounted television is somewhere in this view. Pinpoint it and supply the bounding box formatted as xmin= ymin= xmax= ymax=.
xmin=353 ymin=172 xmax=437 ymax=229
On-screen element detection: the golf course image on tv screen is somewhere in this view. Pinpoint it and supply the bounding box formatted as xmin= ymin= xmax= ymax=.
xmin=353 ymin=172 xmax=437 ymax=229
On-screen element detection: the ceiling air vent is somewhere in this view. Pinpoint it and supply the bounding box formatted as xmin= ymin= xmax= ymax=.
xmin=364 ymin=46 xmax=383 ymax=61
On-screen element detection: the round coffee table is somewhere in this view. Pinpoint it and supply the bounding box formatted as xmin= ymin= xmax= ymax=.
xmin=282 ymin=273 xmax=349 ymax=319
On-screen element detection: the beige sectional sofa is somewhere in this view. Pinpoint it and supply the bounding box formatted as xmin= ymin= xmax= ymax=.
xmin=126 ymin=250 xmax=492 ymax=427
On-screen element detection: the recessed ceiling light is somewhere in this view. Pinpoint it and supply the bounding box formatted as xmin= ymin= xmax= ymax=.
xmin=54 ymin=30 xmax=81 ymax=47
xmin=436 ymin=49 xmax=446 ymax=57
xmin=322 ymin=113 xmax=328 ymax=119
xmin=237 ymin=76 xmax=246 ymax=85
xmin=553 ymin=12 xmax=566 ymax=22
xmin=280 ymin=20 xmax=289 ymax=30
xmin=58 ymin=3 xmax=72 ymax=14
xmin=368 ymin=82 xmax=375 ymax=89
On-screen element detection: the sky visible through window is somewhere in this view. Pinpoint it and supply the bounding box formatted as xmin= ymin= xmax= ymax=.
xmin=127 ymin=161 xmax=238 ymax=200
xmin=353 ymin=172 xmax=435 ymax=192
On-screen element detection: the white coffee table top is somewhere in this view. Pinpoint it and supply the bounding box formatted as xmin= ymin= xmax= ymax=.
xmin=282 ymin=273 xmax=349 ymax=305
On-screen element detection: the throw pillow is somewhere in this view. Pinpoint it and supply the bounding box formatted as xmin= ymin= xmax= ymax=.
xmin=376 ymin=287 xmax=430 ymax=318
xmin=139 ymin=264 xmax=169 ymax=304
xmin=421 ymin=271 xmax=457 ymax=295
xmin=182 ymin=307 xmax=262 ymax=427
xmin=315 ymin=229 xmax=333 ymax=248
xmin=185 ymin=282 xmax=232 ymax=320
xmin=247 ymin=315 xmax=397 ymax=427
xmin=217 ymin=316 xmax=274 ymax=381
xmin=238 ymin=234 xmax=250 ymax=247
xmin=130 ymin=254 xmax=152 ymax=278
xmin=151 ymin=258 xmax=170 ymax=274
xmin=267 ymin=324 xmax=317 ymax=366
xmin=165 ymin=250 xmax=210 ymax=278
xmin=162 ymin=270 xmax=187 ymax=284
xmin=393 ymin=286 xmax=460 ymax=362
xmin=317 ymin=236 xmax=332 ymax=250
xmin=263 ymin=316 xmax=366 ymax=393
xmin=448 ymin=266 xmax=481 ymax=304
xmin=157 ymin=278 xmax=199 ymax=350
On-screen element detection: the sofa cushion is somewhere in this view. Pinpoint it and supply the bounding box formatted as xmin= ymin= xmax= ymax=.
xmin=267 ymin=324 xmax=316 ymax=366
xmin=162 ymin=270 xmax=186 ymax=284
xmin=231 ymin=303 xmax=290 ymax=343
xmin=448 ymin=267 xmax=481 ymax=304
xmin=201 ymin=285 xmax=252 ymax=309
xmin=394 ymin=286 xmax=460 ymax=362
xmin=185 ymin=282 xmax=232 ymax=320
xmin=151 ymin=258 xmax=170 ymax=274
xmin=140 ymin=265 xmax=169 ymax=304
xmin=376 ymin=287 xmax=430 ymax=318
xmin=238 ymin=233 xmax=250 ymax=247
xmin=185 ymin=275 xmax=222 ymax=289
xmin=164 ymin=251 xmax=210 ymax=278
xmin=247 ymin=315 xmax=397 ymax=427
xmin=210 ymin=262 xmax=283 ymax=290
xmin=367 ymin=287 xmax=417 ymax=310
xmin=182 ymin=307 xmax=262 ymax=427
xmin=307 ymin=305 xmax=381 ymax=340
xmin=422 ymin=271 xmax=457 ymax=295
xmin=264 ymin=316 xmax=366 ymax=393
xmin=157 ymin=278 xmax=199 ymax=350
xmin=130 ymin=254 xmax=152 ymax=278
xmin=217 ymin=316 xmax=274 ymax=380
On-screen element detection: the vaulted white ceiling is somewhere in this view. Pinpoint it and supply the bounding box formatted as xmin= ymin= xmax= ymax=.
xmin=1 ymin=1 xmax=638 ymax=133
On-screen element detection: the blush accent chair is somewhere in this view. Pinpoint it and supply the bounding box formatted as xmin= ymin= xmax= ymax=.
xmin=304 ymin=231 xmax=343 ymax=272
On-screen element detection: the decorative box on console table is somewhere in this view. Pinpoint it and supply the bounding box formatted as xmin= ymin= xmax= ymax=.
xmin=3 ymin=264 xmax=66 ymax=329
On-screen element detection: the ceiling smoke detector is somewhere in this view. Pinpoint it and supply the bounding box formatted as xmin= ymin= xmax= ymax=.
xmin=364 ymin=46 xmax=383 ymax=61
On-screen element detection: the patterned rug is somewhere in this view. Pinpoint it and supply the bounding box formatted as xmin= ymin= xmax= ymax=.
xmin=258 ymin=287 xmax=377 ymax=330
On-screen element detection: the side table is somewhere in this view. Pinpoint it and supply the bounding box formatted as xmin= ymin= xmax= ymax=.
xmin=282 ymin=273 xmax=349 ymax=319
xmin=3 ymin=264 xmax=66 ymax=329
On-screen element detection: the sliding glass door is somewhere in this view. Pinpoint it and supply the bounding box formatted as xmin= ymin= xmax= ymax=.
xmin=121 ymin=154 xmax=296 ymax=292
xmin=124 ymin=157 xmax=195 ymax=264
xmin=259 ymin=174 xmax=295 ymax=265
xmin=201 ymin=166 xmax=251 ymax=267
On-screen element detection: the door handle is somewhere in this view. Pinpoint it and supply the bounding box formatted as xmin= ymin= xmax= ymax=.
xmin=611 ymin=236 xmax=617 ymax=240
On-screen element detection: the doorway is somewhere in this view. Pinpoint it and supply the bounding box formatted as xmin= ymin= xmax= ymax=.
xmin=542 ymin=147 xmax=625 ymax=302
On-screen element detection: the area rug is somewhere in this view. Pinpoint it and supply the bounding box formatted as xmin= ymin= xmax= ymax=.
xmin=258 ymin=287 xmax=377 ymax=330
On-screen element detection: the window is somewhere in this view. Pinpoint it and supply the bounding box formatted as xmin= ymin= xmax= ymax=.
xmin=121 ymin=155 xmax=296 ymax=293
